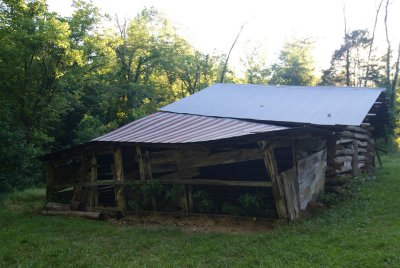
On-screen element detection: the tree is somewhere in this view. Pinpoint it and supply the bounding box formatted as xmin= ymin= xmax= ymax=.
xmin=0 ymin=0 xmax=84 ymax=189
xmin=51 ymin=0 xmax=116 ymax=147
xmin=241 ymin=46 xmax=271 ymax=84
xmin=320 ymin=30 xmax=381 ymax=87
xmin=269 ymin=39 xmax=317 ymax=86
xmin=0 ymin=2 xmax=233 ymax=191
xmin=0 ymin=0 xmax=82 ymax=145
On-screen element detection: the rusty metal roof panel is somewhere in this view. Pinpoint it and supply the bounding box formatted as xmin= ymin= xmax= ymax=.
xmin=93 ymin=112 xmax=288 ymax=143
xmin=160 ymin=83 xmax=384 ymax=126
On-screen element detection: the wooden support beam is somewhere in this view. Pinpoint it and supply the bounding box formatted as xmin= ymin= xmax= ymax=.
xmin=335 ymin=149 xmax=355 ymax=156
xmin=46 ymin=162 xmax=55 ymax=202
xmin=183 ymin=185 xmax=189 ymax=213
xmin=113 ymin=147 xmax=126 ymax=211
xmin=157 ymin=169 xmax=200 ymax=181
xmin=144 ymin=151 xmax=153 ymax=180
xmin=72 ymin=156 xmax=87 ymax=204
xmin=345 ymin=126 xmax=370 ymax=135
xmin=336 ymin=139 xmax=353 ymax=145
xmin=136 ymin=145 xmax=146 ymax=181
xmin=186 ymin=185 xmax=193 ymax=213
xmin=339 ymin=131 xmax=370 ymax=140
xmin=137 ymin=147 xmax=155 ymax=209
xmin=261 ymin=143 xmax=288 ymax=219
xmin=150 ymin=148 xmax=264 ymax=171
xmin=335 ymin=156 xmax=353 ymax=163
xmin=336 ymin=139 xmax=368 ymax=147
xmin=53 ymin=179 xmax=273 ymax=189
xmin=291 ymin=140 xmax=301 ymax=215
xmin=90 ymin=154 xmax=98 ymax=208
xmin=352 ymin=140 xmax=359 ymax=176
xmin=326 ymin=137 xmax=336 ymax=170
xmin=179 ymin=148 xmax=264 ymax=169
xmin=280 ymin=168 xmax=300 ymax=220
xmin=41 ymin=210 xmax=105 ymax=220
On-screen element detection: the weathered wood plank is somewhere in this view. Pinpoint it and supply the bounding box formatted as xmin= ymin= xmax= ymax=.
xmin=335 ymin=149 xmax=355 ymax=156
xmin=150 ymin=149 xmax=209 ymax=164
xmin=113 ymin=147 xmax=126 ymax=211
xmin=345 ymin=126 xmax=370 ymax=135
xmin=157 ymin=169 xmax=200 ymax=181
xmin=352 ymin=140 xmax=359 ymax=176
xmin=187 ymin=185 xmax=193 ymax=213
xmin=144 ymin=151 xmax=153 ymax=180
xmin=280 ymin=168 xmax=300 ymax=220
xmin=90 ymin=154 xmax=98 ymax=208
xmin=53 ymin=179 xmax=272 ymax=189
xmin=340 ymin=131 xmax=370 ymax=140
xmin=41 ymin=210 xmax=105 ymax=220
xmin=335 ymin=156 xmax=353 ymax=163
xmin=262 ymin=143 xmax=288 ymax=219
xmin=336 ymin=139 xmax=368 ymax=147
xmin=46 ymin=162 xmax=55 ymax=202
xmin=298 ymin=149 xmax=326 ymax=209
xmin=45 ymin=202 xmax=69 ymax=211
xmin=151 ymin=148 xmax=264 ymax=171
xmin=291 ymin=139 xmax=301 ymax=213
xmin=336 ymin=139 xmax=353 ymax=145
xmin=136 ymin=145 xmax=146 ymax=181
xmin=178 ymin=148 xmax=264 ymax=169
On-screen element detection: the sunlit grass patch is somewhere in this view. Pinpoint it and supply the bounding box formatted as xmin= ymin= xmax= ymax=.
xmin=0 ymin=188 xmax=45 ymax=214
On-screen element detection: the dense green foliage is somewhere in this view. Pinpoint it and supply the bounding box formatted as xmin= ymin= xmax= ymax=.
xmin=0 ymin=0 xmax=226 ymax=191
xmin=0 ymin=154 xmax=399 ymax=266
xmin=0 ymin=0 xmax=399 ymax=191
xmin=269 ymin=39 xmax=317 ymax=86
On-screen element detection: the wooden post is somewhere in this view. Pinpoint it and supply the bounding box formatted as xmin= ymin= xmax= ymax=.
xmin=352 ymin=140 xmax=359 ymax=176
xmin=186 ymin=185 xmax=193 ymax=213
xmin=280 ymin=168 xmax=300 ymax=220
xmin=80 ymin=156 xmax=89 ymax=204
xmin=90 ymin=154 xmax=98 ymax=208
xmin=136 ymin=145 xmax=157 ymax=210
xmin=72 ymin=156 xmax=86 ymax=204
xmin=144 ymin=151 xmax=153 ymax=180
xmin=326 ymin=137 xmax=336 ymax=177
xmin=136 ymin=145 xmax=146 ymax=181
xmin=113 ymin=147 xmax=126 ymax=211
xmin=291 ymin=139 xmax=301 ymax=212
xmin=261 ymin=142 xmax=288 ymax=219
xmin=46 ymin=162 xmax=55 ymax=202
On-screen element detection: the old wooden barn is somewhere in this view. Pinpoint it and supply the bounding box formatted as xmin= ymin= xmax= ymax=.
xmin=40 ymin=84 xmax=388 ymax=220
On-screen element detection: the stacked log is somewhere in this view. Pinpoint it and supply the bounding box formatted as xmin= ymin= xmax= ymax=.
xmin=332 ymin=125 xmax=375 ymax=177
xmin=41 ymin=202 xmax=105 ymax=220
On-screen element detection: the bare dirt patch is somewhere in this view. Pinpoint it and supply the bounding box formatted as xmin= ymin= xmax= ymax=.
xmin=109 ymin=212 xmax=279 ymax=233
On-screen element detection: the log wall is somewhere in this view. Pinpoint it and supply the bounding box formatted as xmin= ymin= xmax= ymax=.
xmin=326 ymin=125 xmax=376 ymax=186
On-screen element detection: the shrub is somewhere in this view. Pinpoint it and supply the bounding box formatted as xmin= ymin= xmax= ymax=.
xmin=221 ymin=202 xmax=240 ymax=215
xmin=192 ymin=190 xmax=214 ymax=213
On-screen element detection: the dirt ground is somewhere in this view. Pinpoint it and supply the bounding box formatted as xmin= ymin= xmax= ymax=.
xmin=109 ymin=212 xmax=279 ymax=233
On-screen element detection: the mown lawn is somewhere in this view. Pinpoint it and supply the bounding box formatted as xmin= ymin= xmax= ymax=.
xmin=1 ymin=154 xmax=399 ymax=267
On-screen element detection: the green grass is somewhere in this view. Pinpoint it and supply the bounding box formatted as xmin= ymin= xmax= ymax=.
xmin=1 ymin=154 xmax=400 ymax=267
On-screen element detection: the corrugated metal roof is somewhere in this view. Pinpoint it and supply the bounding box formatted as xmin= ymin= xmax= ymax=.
xmin=93 ymin=112 xmax=288 ymax=143
xmin=160 ymin=83 xmax=384 ymax=126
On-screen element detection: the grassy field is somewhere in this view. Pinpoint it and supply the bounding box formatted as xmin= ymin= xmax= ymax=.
xmin=1 ymin=154 xmax=399 ymax=267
